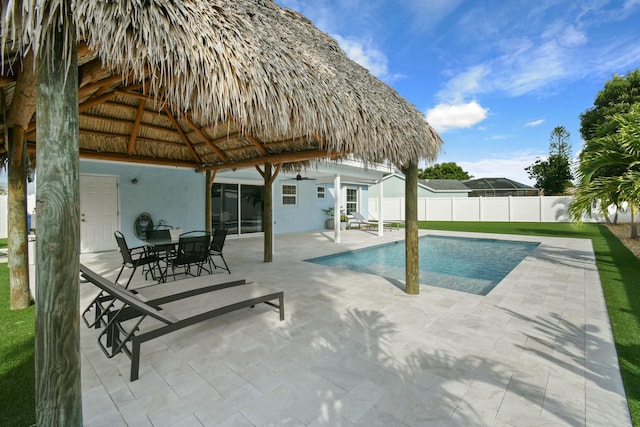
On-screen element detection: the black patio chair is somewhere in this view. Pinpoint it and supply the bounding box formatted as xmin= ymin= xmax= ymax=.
xmin=207 ymin=228 xmax=231 ymax=274
xmin=168 ymin=232 xmax=210 ymax=279
xmin=113 ymin=231 xmax=161 ymax=288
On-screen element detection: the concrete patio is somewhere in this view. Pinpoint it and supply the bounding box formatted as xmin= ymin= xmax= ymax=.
xmin=78 ymin=229 xmax=631 ymax=426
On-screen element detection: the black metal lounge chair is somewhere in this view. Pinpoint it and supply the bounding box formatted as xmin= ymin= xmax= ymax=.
xmin=113 ymin=231 xmax=161 ymax=287
xmin=79 ymin=263 xmax=285 ymax=381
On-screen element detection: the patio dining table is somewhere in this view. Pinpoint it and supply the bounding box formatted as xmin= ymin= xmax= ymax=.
xmin=145 ymin=236 xmax=179 ymax=283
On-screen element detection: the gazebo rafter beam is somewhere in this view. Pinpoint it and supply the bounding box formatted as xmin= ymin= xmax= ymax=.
xmin=198 ymin=149 xmax=339 ymax=172
xmin=25 ymin=142 xmax=200 ymax=168
xmin=162 ymin=105 xmax=201 ymax=163
xmin=78 ymin=92 xmax=119 ymax=114
xmin=243 ymin=133 xmax=269 ymax=156
xmin=181 ymin=112 xmax=228 ymax=162
xmin=78 ymin=74 xmax=125 ymax=98
xmin=128 ymin=99 xmax=146 ymax=155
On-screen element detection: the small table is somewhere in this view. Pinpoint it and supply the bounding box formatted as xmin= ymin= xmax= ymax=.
xmin=146 ymin=237 xmax=179 ymax=282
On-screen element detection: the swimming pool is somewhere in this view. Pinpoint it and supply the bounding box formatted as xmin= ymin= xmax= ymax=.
xmin=306 ymin=235 xmax=539 ymax=295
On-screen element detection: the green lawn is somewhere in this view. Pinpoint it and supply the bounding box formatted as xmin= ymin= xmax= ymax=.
xmin=0 ymin=260 xmax=35 ymax=427
xmin=1 ymin=224 xmax=639 ymax=426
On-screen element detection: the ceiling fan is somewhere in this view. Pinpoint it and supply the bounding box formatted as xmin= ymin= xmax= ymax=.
xmin=294 ymin=172 xmax=316 ymax=181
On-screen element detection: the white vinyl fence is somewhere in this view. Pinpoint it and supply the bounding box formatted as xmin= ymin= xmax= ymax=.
xmin=368 ymin=196 xmax=632 ymax=223
xmin=0 ymin=195 xmax=632 ymax=239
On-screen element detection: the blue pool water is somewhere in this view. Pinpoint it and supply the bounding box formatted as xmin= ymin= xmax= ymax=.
xmin=306 ymin=235 xmax=539 ymax=295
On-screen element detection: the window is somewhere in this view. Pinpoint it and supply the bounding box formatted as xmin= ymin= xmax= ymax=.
xmin=282 ymin=183 xmax=297 ymax=205
xmin=345 ymin=187 xmax=359 ymax=214
xmin=316 ymin=185 xmax=326 ymax=199
xmin=211 ymin=183 xmax=264 ymax=235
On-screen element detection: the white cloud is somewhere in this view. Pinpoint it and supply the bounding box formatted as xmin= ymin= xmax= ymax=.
xmin=487 ymin=134 xmax=512 ymax=141
xmin=332 ymin=34 xmax=402 ymax=81
xmin=402 ymin=0 xmax=465 ymax=31
xmin=526 ymin=119 xmax=545 ymax=127
xmin=436 ymin=15 xmax=614 ymax=100
xmin=625 ymin=0 xmax=640 ymax=10
xmin=425 ymin=101 xmax=488 ymax=133
xmin=560 ymin=25 xmax=588 ymax=48
xmin=437 ymin=66 xmax=488 ymax=103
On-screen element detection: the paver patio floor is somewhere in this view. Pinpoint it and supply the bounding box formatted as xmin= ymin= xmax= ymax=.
xmin=78 ymin=229 xmax=631 ymax=426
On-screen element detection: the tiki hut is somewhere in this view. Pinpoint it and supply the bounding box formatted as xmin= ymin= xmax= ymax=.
xmin=2 ymin=1 xmax=442 ymax=169
xmin=1 ymin=1 xmax=442 ymax=422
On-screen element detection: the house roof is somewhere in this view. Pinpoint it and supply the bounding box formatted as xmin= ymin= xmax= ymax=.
xmin=1 ymin=1 xmax=443 ymax=172
xmin=463 ymin=177 xmax=535 ymax=190
xmin=420 ymin=179 xmax=471 ymax=192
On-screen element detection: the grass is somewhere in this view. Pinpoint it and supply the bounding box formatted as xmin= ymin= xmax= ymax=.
xmin=0 ymin=260 xmax=36 ymax=427
xmin=421 ymin=221 xmax=640 ymax=425
xmin=1 ymin=224 xmax=639 ymax=425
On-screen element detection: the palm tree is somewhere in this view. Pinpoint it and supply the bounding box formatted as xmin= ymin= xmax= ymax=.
xmin=569 ymin=104 xmax=640 ymax=238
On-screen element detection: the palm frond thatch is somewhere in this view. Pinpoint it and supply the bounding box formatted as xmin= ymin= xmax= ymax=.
xmin=1 ymin=0 xmax=443 ymax=170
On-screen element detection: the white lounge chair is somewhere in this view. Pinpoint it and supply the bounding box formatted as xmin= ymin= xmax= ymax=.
xmin=352 ymin=212 xmax=403 ymax=231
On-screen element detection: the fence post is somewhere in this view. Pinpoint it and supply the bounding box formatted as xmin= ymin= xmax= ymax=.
xmin=539 ymin=195 xmax=543 ymax=222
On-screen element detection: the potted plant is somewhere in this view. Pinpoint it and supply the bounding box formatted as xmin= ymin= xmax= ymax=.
xmin=321 ymin=207 xmax=335 ymax=229
xmin=340 ymin=212 xmax=349 ymax=230
xmin=322 ymin=207 xmax=349 ymax=230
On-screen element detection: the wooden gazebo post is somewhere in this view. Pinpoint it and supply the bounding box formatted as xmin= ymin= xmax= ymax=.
xmin=256 ymin=162 xmax=280 ymax=262
xmin=404 ymin=161 xmax=419 ymax=294
xmin=205 ymin=170 xmax=214 ymax=234
xmin=6 ymin=51 xmax=36 ymax=310
xmin=34 ymin=23 xmax=83 ymax=425
xmin=7 ymin=128 xmax=29 ymax=308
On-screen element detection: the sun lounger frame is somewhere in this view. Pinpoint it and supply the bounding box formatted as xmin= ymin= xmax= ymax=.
xmin=79 ymin=264 xmax=284 ymax=381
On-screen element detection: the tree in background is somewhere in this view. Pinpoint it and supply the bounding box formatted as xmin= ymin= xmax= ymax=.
xmin=578 ymin=69 xmax=640 ymax=224
xmin=570 ymin=104 xmax=640 ymax=238
xmin=580 ymin=69 xmax=640 ymax=141
xmin=525 ymin=126 xmax=573 ymax=195
xmin=418 ymin=162 xmax=472 ymax=180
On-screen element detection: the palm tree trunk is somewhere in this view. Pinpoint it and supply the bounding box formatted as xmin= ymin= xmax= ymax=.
xmin=631 ymin=205 xmax=638 ymax=239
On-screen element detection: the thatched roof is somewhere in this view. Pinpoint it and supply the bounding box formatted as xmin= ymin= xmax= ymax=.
xmin=1 ymin=1 xmax=442 ymax=171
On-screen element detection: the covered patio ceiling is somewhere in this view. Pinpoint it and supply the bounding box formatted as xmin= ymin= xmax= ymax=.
xmin=1 ymin=1 xmax=443 ymax=172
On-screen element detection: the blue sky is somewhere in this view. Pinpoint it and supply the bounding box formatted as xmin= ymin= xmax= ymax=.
xmin=277 ymin=0 xmax=640 ymax=185
xmin=2 ymin=1 xmax=638 ymax=188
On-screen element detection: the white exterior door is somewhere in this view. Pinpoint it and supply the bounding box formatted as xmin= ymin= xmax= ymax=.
xmin=80 ymin=174 xmax=119 ymax=253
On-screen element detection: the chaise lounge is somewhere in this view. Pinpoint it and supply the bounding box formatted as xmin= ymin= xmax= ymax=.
xmin=80 ymin=264 xmax=284 ymax=381
xmin=351 ymin=211 xmax=403 ymax=231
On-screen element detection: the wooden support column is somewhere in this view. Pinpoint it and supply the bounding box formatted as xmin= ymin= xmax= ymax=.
xmin=205 ymin=171 xmax=215 ymax=234
xmin=404 ymin=161 xmax=419 ymax=295
xmin=256 ymin=163 xmax=280 ymax=262
xmin=35 ymin=26 xmax=83 ymax=425
xmin=377 ymin=178 xmax=384 ymax=237
xmin=334 ymin=174 xmax=341 ymax=243
xmin=6 ymin=50 xmax=36 ymax=310
xmin=263 ymin=164 xmax=273 ymax=262
xmin=7 ymin=127 xmax=31 ymax=309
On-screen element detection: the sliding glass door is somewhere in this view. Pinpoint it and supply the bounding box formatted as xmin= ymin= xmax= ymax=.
xmin=211 ymin=183 xmax=264 ymax=235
